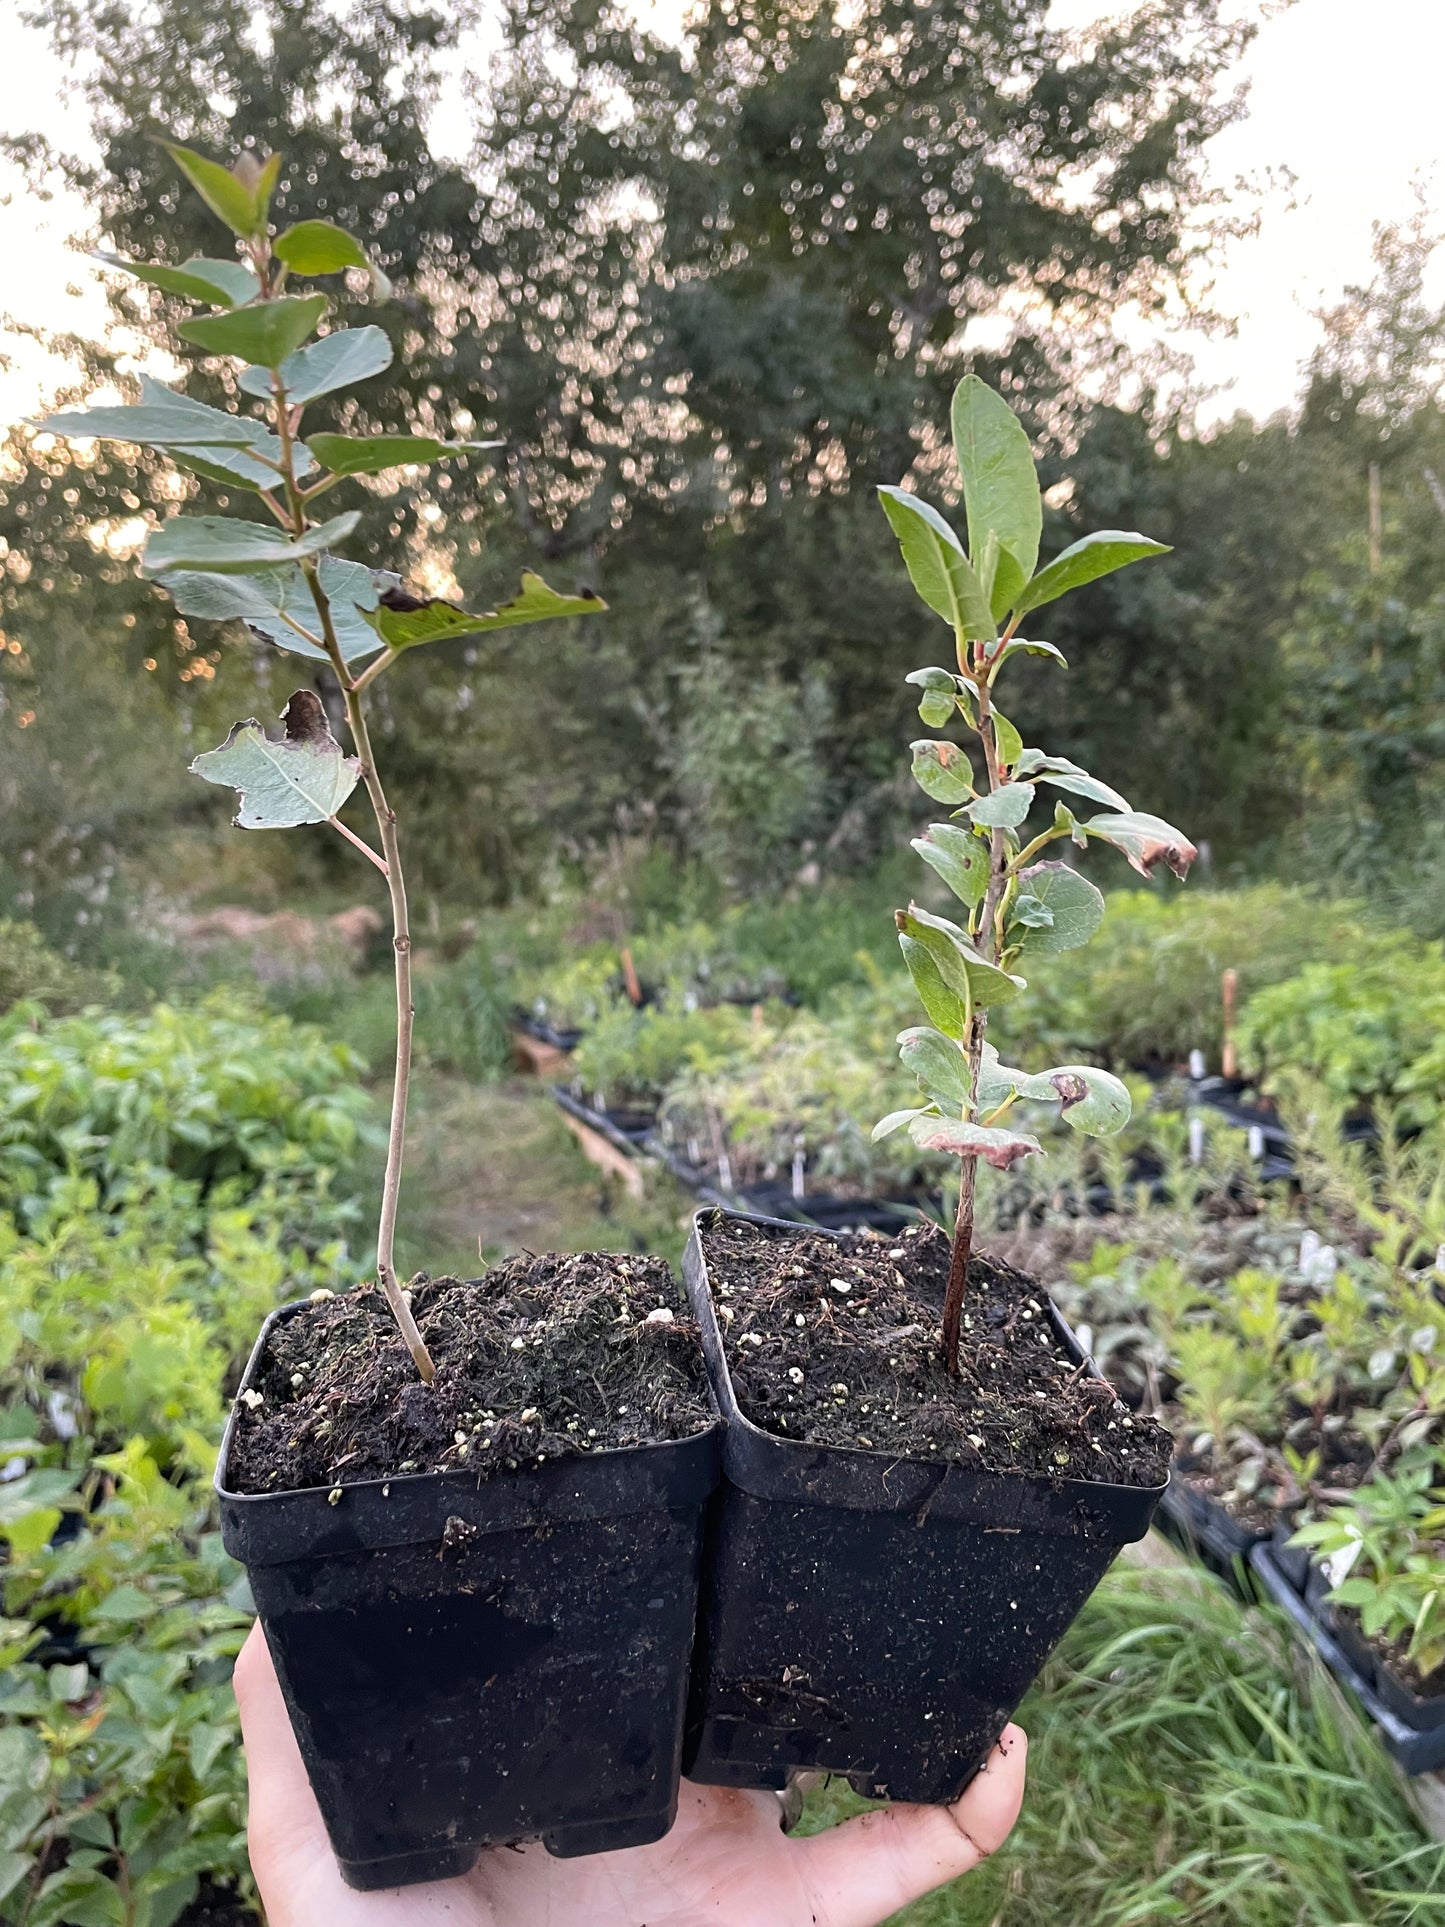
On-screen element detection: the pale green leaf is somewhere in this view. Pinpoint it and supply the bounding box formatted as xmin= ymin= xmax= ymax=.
xmin=911 ymin=821 xmax=989 ymax=908
xmin=872 ymin=1105 xmax=932 ymax=1142
xmin=1015 ymin=749 xmax=1129 ymax=813
xmin=967 ymin=782 xmax=1034 ymax=829
xmin=979 ymin=1047 xmax=1131 ymax=1136
xmin=1014 ymin=530 xmax=1171 ymax=618
xmin=239 ymin=326 xmax=393 ymax=405
xmin=910 ymin=739 xmax=975 ymax=806
xmin=950 ymin=374 xmax=1042 ymax=588
xmin=1082 ymin=810 xmax=1198 ymax=880
xmin=988 ymin=635 xmax=1067 ymax=671
xmin=274 ymin=220 xmax=369 ymax=275
xmin=95 ymin=252 xmax=259 ymax=307
xmin=898 ymin=904 xmax=1025 ymax=1008
xmin=143 ymin=511 xmax=359 ymax=576
xmin=897 ymin=1025 xmax=971 ymax=1108
xmin=179 ymin=295 xmax=329 ymax=367
xmin=1010 ymin=862 xmax=1105 ymax=955
xmin=0 ymin=1850 xmax=34 ymax=1907
xmin=245 ymin=557 xmax=386 ymax=663
xmin=877 ymin=487 xmax=995 ymax=639
xmin=898 ymin=933 xmax=969 ymax=1040
xmin=190 ymin=691 xmax=359 ymax=828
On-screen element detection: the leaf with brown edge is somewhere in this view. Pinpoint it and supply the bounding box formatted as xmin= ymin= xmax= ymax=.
xmin=190 ymin=690 xmax=359 ymax=828
xmin=907 ymin=1114 xmax=1042 ymax=1169
xmin=910 ymin=738 xmax=975 ymax=806
xmin=1082 ymin=810 xmax=1198 ymax=880
xmin=365 ymin=571 xmax=607 ymax=650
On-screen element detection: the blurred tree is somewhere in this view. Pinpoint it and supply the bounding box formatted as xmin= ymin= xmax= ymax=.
xmin=5 ymin=0 xmax=1262 ymax=914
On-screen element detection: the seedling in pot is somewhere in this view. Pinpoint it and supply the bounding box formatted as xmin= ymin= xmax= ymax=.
xmin=38 ymin=141 xmax=605 ymax=1380
xmin=874 ymin=376 xmax=1196 ymax=1372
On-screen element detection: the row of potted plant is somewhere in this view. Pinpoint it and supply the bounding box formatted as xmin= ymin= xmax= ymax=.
xmin=45 ymin=141 xmax=1199 ymax=1889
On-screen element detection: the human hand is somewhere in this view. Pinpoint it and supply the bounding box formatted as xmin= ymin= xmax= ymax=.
xmin=235 ymin=1623 xmax=1026 ymax=1926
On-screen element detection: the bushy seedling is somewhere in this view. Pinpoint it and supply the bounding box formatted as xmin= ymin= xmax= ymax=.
xmin=873 ymin=377 xmax=1194 ymax=1368
xmin=40 ymin=142 xmax=605 ymax=1378
xmin=1293 ymin=1460 xmax=1445 ymax=1681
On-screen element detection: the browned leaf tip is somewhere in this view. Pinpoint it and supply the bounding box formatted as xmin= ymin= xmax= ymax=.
xmin=280 ymin=689 xmax=333 ymax=744
xmin=1049 ymin=1072 xmax=1088 ymax=1109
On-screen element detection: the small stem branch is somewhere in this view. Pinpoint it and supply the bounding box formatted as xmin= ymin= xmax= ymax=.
xmin=270 ymin=373 xmax=435 ymax=1385
xmin=328 ymin=814 xmax=389 ymax=876
xmin=350 ymin=647 xmax=399 ymax=694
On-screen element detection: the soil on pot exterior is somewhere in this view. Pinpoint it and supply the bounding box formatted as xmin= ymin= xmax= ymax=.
xmin=226 ymin=1253 xmax=713 ymax=1496
xmin=701 ymin=1213 xmax=1171 ymax=1487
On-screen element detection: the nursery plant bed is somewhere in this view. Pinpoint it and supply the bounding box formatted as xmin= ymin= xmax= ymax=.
xmin=1251 ymin=1544 xmax=1445 ymax=1774
xmin=516 ymin=1011 xmax=586 ymax=1053
xmin=1154 ymin=1467 xmax=1270 ymax=1593
xmin=679 ymin=1207 xmax=1170 ymax=1801
xmin=217 ymin=1258 xmax=721 ymax=1891
xmin=550 ymin=1083 xmax=660 ymax=1154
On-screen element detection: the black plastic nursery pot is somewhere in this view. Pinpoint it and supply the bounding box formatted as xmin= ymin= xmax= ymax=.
xmin=1250 ymin=1545 xmax=1445 ymax=1774
xmin=679 ymin=1209 xmax=1167 ymax=1803
xmin=217 ymin=1299 xmax=722 ymax=1892
xmin=1154 ymin=1465 xmax=1270 ymax=1595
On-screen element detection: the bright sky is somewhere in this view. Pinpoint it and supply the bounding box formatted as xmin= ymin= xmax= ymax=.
xmin=2 ymin=0 xmax=1444 ymax=431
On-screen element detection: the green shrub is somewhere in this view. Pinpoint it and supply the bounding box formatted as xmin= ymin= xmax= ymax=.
xmin=0 ymin=996 xmax=373 ymax=1244
xmin=572 ymin=1000 xmax=762 ymax=1107
xmin=1239 ymin=948 xmax=1445 ymax=1118
xmin=0 ymin=921 xmax=117 ymax=1018
xmin=990 ymin=883 xmax=1371 ymax=1069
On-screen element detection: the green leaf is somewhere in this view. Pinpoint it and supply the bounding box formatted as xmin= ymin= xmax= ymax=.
xmin=908 ymin=1114 xmax=1042 ymax=1169
xmin=273 ymin=220 xmax=370 ymax=275
xmin=307 ymin=432 xmax=503 ymax=477
xmin=143 ymin=511 xmax=359 ymax=576
xmin=160 ymin=141 xmax=268 ymax=238
xmin=0 ymin=1468 xmax=80 ymax=1526
xmin=950 ymin=374 xmax=1042 ymax=593
xmin=905 ymin=667 xmax=960 ymax=694
xmin=992 ymin=710 xmax=1023 ymax=768
xmin=36 ymin=378 xmax=300 ymax=488
xmin=897 ymin=1025 xmax=971 ymax=1108
xmin=95 ymin=252 xmax=259 ymax=307
xmin=910 ymin=739 xmax=975 ymax=806
xmin=978 ymin=1047 xmax=1131 ymax=1136
xmin=1082 ymin=810 xmax=1198 ymax=880
xmin=1010 ymin=862 xmax=1105 ymax=954
xmin=249 ymin=558 xmax=386 ymax=663
xmin=239 ymin=326 xmax=393 ymax=405
xmin=190 ymin=691 xmax=360 ymax=828
xmin=988 ymin=635 xmax=1068 ymax=672
xmin=1014 ymin=749 xmax=1129 ymax=813
xmin=877 ymin=487 xmax=995 ymax=639
xmin=0 ymin=1850 xmax=33 ymax=1907
xmin=897 ymin=904 xmax=1025 ymax=1008
xmin=967 ymin=782 xmax=1034 ymax=829
xmin=872 ymin=1105 xmax=932 ymax=1143
xmin=179 ymin=295 xmax=329 ymax=367
xmin=1010 ymin=892 xmax=1053 ymax=931
xmin=912 ymin=821 xmax=988 ymax=908
xmin=1014 ymin=529 xmax=1171 ymax=618
xmin=917 ymin=688 xmax=954 ymax=728
xmin=899 ymin=934 xmax=969 ymax=1040
xmin=366 ymin=571 xmax=606 ymax=650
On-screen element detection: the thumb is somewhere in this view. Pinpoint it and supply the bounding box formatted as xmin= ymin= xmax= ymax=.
xmin=787 ymin=1725 xmax=1027 ymax=1927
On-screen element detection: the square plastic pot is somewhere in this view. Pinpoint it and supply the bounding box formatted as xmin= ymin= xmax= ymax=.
xmin=217 ymin=1299 xmax=722 ymax=1891
xmin=679 ymin=1210 xmax=1167 ymax=1803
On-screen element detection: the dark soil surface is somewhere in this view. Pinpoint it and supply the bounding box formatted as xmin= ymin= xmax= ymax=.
xmin=227 ymin=1253 xmax=713 ymax=1495
xmin=177 ymin=1881 xmax=255 ymax=1925
xmin=1169 ymin=1450 xmax=1292 ymax=1535
xmin=1369 ymin=1619 xmax=1445 ymax=1699
xmin=700 ymin=1213 xmax=1171 ymax=1487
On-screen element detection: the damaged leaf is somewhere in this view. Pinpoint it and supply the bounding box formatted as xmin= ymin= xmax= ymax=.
xmin=910 ymin=739 xmax=975 ymax=806
xmin=908 ymin=1114 xmax=1043 ymax=1170
xmin=1083 ymin=810 xmax=1198 ymax=880
xmin=190 ymin=691 xmax=359 ymax=828
xmin=365 ymin=571 xmax=606 ymax=650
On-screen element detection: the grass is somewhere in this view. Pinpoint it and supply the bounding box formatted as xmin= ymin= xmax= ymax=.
xmin=801 ymin=1558 xmax=1445 ymax=1924
xmin=391 ymin=1072 xmax=695 ymax=1279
